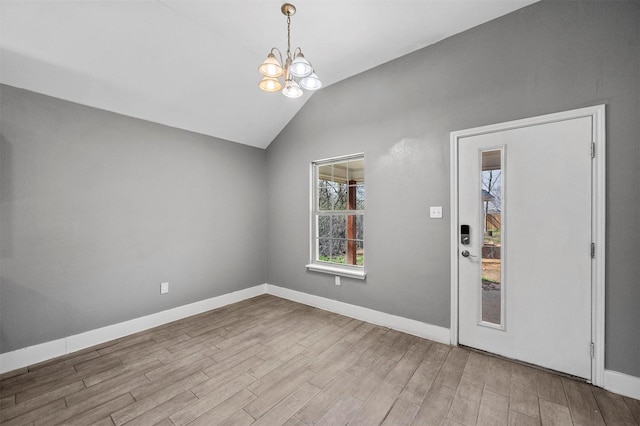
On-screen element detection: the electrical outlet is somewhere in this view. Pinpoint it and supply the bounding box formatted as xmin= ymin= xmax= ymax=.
xmin=430 ymin=206 xmax=443 ymax=219
xmin=160 ymin=282 xmax=169 ymax=294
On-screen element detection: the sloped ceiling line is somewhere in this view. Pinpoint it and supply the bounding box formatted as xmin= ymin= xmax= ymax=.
xmin=0 ymin=1 xmax=538 ymax=149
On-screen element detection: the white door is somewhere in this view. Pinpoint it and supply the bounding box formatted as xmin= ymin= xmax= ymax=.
xmin=457 ymin=115 xmax=593 ymax=379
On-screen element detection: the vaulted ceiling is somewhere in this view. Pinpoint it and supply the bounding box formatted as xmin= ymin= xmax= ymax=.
xmin=0 ymin=1 xmax=537 ymax=149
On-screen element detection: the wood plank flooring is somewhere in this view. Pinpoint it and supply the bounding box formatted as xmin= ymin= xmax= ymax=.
xmin=1 ymin=294 xmax=638 ymax=425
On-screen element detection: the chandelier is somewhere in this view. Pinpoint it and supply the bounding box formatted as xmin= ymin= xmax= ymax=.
xmin=258 ymin=3 xmax=322 ymax=98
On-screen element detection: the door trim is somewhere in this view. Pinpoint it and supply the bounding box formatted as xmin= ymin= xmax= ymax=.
xmin=450 ymin=105 xmax=606 ymax=386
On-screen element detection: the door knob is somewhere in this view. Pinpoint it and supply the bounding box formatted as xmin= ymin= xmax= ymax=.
xmin=461 ymin=250 xmax=476 ymax=258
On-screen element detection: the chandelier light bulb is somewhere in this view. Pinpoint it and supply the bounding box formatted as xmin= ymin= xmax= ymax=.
xmin=290 ymin=53 xmax=313 ymax=77
xmin=282 ymin=79 xmax=303 ymax=98
xmin=299 ymin=72 xmax=322 ymax=91
xmin=259 ymin=76 xmax=283 ymax=92
xmin=259 ymin=53 xmax=284 ymax=78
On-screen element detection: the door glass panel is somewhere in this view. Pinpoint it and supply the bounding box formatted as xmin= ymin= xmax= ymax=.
xmin=481 ymin=150 xmax=503 ymax=326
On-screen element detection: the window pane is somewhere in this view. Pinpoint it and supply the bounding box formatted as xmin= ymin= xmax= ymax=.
xmin=356 ymin=184 xmax=365 ymax=209
xmin=331 ymin=215 xmax=346 ymax=239
xmin=345 ymin=215 xmax=358 ymax=266
xmin=318 ymin=164 xmax=333 ymax=182
xmin=319 ymin=180 xmax=341 ymax=211
xmin=334 ymin=183 xmax=347 ymax=210
xmin=318 ymin=182 xmax=332 ymax=210
xmin=318 ymin=238 xmax=331 ymax=262
xmin=356 ymin=241 xmax=364 ymax=266
xmin=481 ymin=150 xmax=503 ymax=326
xmin=332 ymin=163 xmax=348 ymax=183
xmin=331 ymin=239 xmax=346 ymax=264
xmin=356 ymin=215 xmax=364 ymax=240
xmin=318 ymin=215 xmax=330 ymax=238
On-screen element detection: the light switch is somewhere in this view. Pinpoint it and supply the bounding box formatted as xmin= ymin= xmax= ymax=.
xmin=430 ymin=206 xmax=443 ymax=219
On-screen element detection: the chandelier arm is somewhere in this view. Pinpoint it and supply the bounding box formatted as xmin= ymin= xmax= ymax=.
xmin=270 ymin=48 xmax=284 ymax=66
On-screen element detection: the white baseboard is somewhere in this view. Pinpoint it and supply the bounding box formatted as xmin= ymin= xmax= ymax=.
xmin=3 ymin=282 xmax=638 ymax=401
xmin=0 ymin=284 xmax=266 ymax=374
xmin=0 ymin=282 xmax=450 ymax=375
xmin=0 ymin=339 xmax=67 ymax=376
xmin=265 ymin=284 xmax=451 ymax=345
xmin=604 ymin=369 xmax=640 ymax=400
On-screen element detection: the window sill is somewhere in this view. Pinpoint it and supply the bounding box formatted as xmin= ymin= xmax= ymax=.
xmin=305 ymin=263 xmax=367 ymax=280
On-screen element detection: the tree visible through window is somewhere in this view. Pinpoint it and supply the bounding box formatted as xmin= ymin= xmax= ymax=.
xmin=313 ymin=155 xmax=364 ymax=267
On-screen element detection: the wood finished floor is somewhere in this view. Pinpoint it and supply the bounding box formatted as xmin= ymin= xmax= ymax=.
xmin=1 ymin=295 xmax=639 ymax=426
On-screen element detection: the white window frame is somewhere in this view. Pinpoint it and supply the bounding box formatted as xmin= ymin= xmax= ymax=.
xmin=306 ymin=153 xmax=366 ymax=280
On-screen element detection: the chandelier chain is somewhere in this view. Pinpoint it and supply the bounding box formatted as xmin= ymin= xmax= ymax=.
xmin=286 ymin=14 xmax=291 ymax=58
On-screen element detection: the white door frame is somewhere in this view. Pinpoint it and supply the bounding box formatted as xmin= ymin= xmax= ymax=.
xmin=450 ymin=105 xmax=606 ymax=386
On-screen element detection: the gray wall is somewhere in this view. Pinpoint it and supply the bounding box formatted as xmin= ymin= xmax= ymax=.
xmin=266 ymin=1 xmax=640 ymax=376
xmin=1 ymin=0 xmax=638 ymax=379
xmin=0 ymin=84 xmax=267 ymax=353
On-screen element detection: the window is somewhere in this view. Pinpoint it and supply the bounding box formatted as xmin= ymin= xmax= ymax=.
xmin=307 ymin=154 xmax=365 ymax=279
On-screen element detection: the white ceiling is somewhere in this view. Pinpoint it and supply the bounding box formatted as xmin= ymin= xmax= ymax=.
xmin=0 ymin=0 xmax=537 ymax=149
